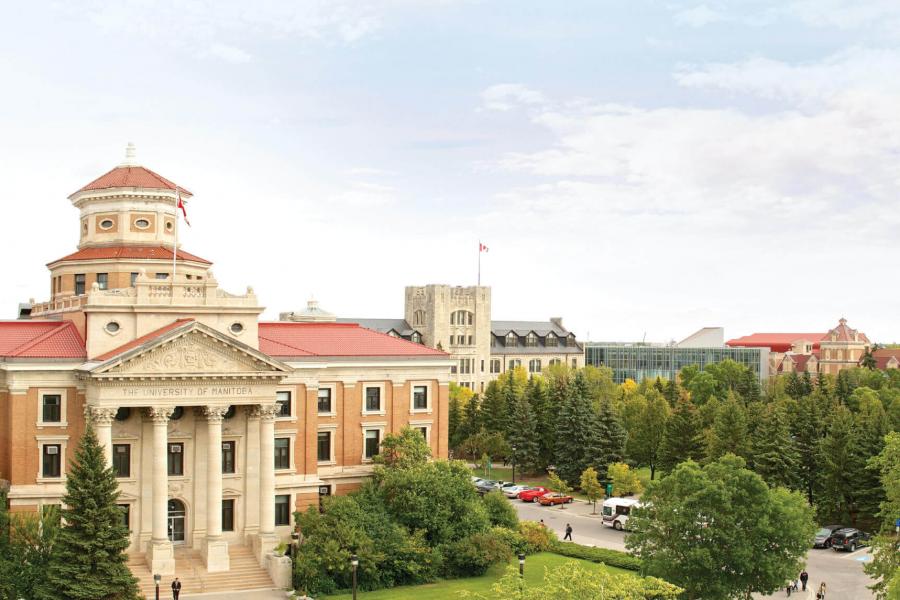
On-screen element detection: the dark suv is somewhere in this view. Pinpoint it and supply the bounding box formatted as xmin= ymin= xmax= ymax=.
xmin=830 ymin=528 xmax=870 ymax=552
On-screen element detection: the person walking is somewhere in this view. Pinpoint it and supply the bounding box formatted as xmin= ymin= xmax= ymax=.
xmin=564 ymin=523 xmax=573 ymax=541
xmin=172 ymin=577 xmax=182 ymax=600
xmin=800 ymin=570 xmax=809 ymax=591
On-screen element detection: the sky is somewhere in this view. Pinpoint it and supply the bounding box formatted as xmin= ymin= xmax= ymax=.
xmin=1 ymin=1 xmax=898 ymax=344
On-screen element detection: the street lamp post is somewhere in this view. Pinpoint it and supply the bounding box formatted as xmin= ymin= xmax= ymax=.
xmin=153 ymin=574 xmax=161 ymax=600
xmin=350 ymin=554 xmax=359 ymax=600
xmin=518 ymin=552 xmax=525 ymax=578
xmin=511 ymin=444 xmax=517 ymax=485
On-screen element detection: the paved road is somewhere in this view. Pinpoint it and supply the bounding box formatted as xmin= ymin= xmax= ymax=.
xmin=510 ymin=497 xmax=876 ymax=599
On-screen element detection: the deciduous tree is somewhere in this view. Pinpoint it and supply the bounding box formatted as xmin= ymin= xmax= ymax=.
xmin=628 ymin=390 xmax=669 ymax=480
xmin=580 ymin=466 xmax=604 ymax=514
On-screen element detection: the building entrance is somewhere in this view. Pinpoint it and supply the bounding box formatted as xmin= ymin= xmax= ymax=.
xmin=167 ymin=499 xmax=186 ymax=544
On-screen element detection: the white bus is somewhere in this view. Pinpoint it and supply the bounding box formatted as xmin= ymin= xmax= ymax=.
xmin=602 ymin=497 xmax=641 ymax=530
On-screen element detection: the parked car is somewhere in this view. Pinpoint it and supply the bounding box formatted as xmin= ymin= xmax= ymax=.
xmin=538 ymin=492 xmax=574 ymax=506
xmin=471 ymin=476 xmax=485 ymax=486
xmin=503 ymin=484 xmax=531 ymax=499
xmin=813 ymin=525 xmax=845 ymax=548
xmin=830 ymin=528 xmax=870 ymax=552
xmin=475 ymin=479 xmax=500 ymax=495
xmin=518 ymin=486 xmax=550 ymax=502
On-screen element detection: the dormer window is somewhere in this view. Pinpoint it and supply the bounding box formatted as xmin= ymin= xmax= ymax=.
xmin=546 ymin=332 xmax=557 ymax=347
xmin=411 ymin=332 xmax=422 ymax=344
xmin=506 ymin=332 xmax=517 ymax=346
xmin=525 ymin=333 xmax=538 ymax=347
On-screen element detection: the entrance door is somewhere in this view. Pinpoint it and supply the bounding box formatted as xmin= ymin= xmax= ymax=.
xmin=167 ymin=499 xmax=186 ymax=544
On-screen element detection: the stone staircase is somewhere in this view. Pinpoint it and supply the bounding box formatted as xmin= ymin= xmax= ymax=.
xmin=129 ymin=545 xmax=280 ymax=598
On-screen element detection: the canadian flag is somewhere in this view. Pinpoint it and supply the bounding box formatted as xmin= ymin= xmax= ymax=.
xmin=479 ymin=242 xmax=489 ymax=253
xmin=176 ymin=188 xmax=191 ymax=227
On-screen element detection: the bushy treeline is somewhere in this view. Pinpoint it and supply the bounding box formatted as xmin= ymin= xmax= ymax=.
xmin=451 ymin=361 xmax=900 ymax=530
xmin=291 ymin=428 xmax=554 ymax=597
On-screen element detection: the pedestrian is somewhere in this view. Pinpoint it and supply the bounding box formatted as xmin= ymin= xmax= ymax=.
xmin=539 ymin=519 xmax=545 ymax=528
xmin=800 ymin=570 xmax=808 ymax=591
xmin=172 ymin=577 xmax=182 ymax=600
xmin=786 ymin=581 xmax=792 ymax=596
xmin=564 ymin=523 xmax=573 ymax=541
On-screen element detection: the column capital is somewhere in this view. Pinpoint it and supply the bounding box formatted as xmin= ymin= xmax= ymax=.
xmin=251 ymin=404 xmax=280 ymax=421
xmin=87 ymin=406 xmax=118 ymax=426
xmin=202 ymin=405 xmax=230 ymax=424
xmin=144 ymin=406 xmax=175 ymax=423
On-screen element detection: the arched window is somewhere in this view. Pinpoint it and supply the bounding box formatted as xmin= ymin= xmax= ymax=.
xmin=451 ymin=310 xmax=473 ymax=325
xmin=413 ymin=310 xmax=426 ymax=326
xmin=506 ymin=332 xmax=517 ymax=346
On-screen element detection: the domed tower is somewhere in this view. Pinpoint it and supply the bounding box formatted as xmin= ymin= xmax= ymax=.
xmin=32 ymin=145 xmax=262 ymax=359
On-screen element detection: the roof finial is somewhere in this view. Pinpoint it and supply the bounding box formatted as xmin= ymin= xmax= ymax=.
xmin=120 ymin=142 xmax=138 ymax=167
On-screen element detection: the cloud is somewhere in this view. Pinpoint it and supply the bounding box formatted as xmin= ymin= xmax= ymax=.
xmin=202 ymin=43 xmax=252 ymax=64
xmin=480 ymin=84 xmax=548 ymax=112
xmin=672 ymin=4 xmax=727 ymax=27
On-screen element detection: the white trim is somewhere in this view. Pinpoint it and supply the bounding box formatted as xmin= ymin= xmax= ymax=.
xmin=361 ymin=382 xmax=386 ymax=416
xmin=317 ymin=383 xmax=337 ymax=417
xmin=409 ymin=381 xmax=433 ymax=415
xmin=274 ymin=432 xmax=298 ymax=472
xmin=361 ymin=424 xmax=386 ymax=463
xmin=316 ymin=426 xmax=337 ymax=465
xmin=36 ymin=435 xmax=69 ymax=483
xmin=409 ymin=419 xmax=433 ymax=444
xmin=37 ymin=388 xmax=68 ymax=428
xmin=275 ymin=388 xmax=297 ymax=422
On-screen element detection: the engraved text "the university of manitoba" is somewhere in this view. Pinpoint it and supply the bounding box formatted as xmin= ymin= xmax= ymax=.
xmin=121 ymin=386 xmax=253 ymax=398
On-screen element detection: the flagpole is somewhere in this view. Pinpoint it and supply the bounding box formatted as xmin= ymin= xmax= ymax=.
xmin=477 ymin=241 xmax=481 ymax=287
xmin=173 ymin=188 xmax=179 ymax=286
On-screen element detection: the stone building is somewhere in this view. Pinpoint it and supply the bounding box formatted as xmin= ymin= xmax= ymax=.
xmin=0 ymin=147 xmax=451 ymax=588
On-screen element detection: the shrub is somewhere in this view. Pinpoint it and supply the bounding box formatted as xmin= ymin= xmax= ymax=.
xmin=490 ymin=526 xmax=526 ymax=554
xmin=519 ymin=520 xmax=555 ymax=554
xmin=549 ymin=540 xmax=642 ymax=571
xmin=482 ymin=490 xmax=518 ymax=529
xmin=443 ymin=532 xmax=512 ymax=577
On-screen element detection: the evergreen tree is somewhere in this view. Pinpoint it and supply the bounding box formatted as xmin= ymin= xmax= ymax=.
xmin=481 ymin=381 xmax=508 ymax=435
xmin=792 ymin=393 xmax=822 ymax=504
xmin=739 ymin=369 xmax=761 ymax=403
xmin=854 ymin=397 xmax=890 ymax=528
xmin=526 ymin=377 xmax=555 ymax=470
xmin=663 ymin=378 xmax=679 ymax=406
xmin=658 ymin=397 xmax=704 ymax=475
xmin=554 ymin=372 xmax=602 ymax=485
xmin=594 ymin=396 xmax=626 ymax=480
xmin=801 ymin=371 xmax=814 ymax=397
xmin=836 ymin=369 xmax=855 ymax=406
xmin=456 ymin=394 xmax=481 ymax=449
xmin=752 ymin=405 xmax=800 ymax=489
xmin=785 ymin=372 xmax=803 ymax=400
xmin=654 ymin=376 xmax=666 ymax=396
xmin=448 ymin=394 xmax=463 ymax=450
xmin=817 ymin=372 xmax=833 ymax=401
xmin=707 ymin=393 xmax=751 ymax=461
xmin=819 ymin=406 xmax=865 ymax=525
xmin=37 ymin=425 xmax=139 ymax=600
xmin=628 ymin=390 xmax=669 ymax=480
xmin=506 ymin=392 xmax=541 ymax=474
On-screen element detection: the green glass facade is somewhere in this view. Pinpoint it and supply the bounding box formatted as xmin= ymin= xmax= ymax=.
xmin=585 ymin=343 xmax=766 ymax=384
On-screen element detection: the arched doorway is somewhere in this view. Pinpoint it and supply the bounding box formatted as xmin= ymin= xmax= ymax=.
xmin=167 ymin=499 xmax=186 ymax=544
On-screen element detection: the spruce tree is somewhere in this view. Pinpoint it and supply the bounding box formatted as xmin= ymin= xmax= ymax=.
xmin=801 ymin=371 xmax=814 ymax=397
xmin=854 ymin=398 xmax=890 ymax=528
xmin=554 ymin=372 xmax=601 ymax=485
xmin=836 ymin=369 xmax=854 ymax=406
xmin=526 ymin=377 xmax=555 ymax=470
xmin=752 ymin=405 xmax=800 ymax=489
xmin=817 ymin=372 xmax=833 ymax=401
xmin=740 ymin=369 xmax=761 ymax=403
xmin=594 ymin=396 xmax=626 ymax=480
xmin=785 ymin=372 xmax=803 ymax=400
xmin=663 ymin=378 xmax=679 ymax=406
xmin=792 ymin=393 xmax=822 ymax=504
xmin=37 ymin=425 xmax=139 ymax=600
xmin=481 ymin=381 xmax=507 ymax=435
xmin=819 ymin=406 xmax=864 ymax=525
xmin=506 ymin=393 xmax=541 ymax=474
xmin=448 ymin=394 xmax=463 ymax=450
xmin=707 ymin=393 xmax=750 ymax=461
xmin=658 ymin=397 xmax=704 ymax=475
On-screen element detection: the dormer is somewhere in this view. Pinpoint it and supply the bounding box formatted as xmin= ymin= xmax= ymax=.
xmin=506 ymin=331 xmax=517 ymax=347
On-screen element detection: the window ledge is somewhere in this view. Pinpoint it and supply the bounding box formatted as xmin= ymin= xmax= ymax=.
xmin=275 ymin=417 xmax=298 ymax=423
xmin=36 ymin=476 xmax=65 ymax=483
xmin=362 ymin=411 xmax=387 ymax=417
xmin=317 ymin=412 xmax=337 ymax=418
xmin=115 ymin=477 xmax=138 ymax=484
xmin=410 ymin=409 xmax=433 ymax=415
xmin=37 ymin=422 xmax=69 ymax=429
xmin=317 ymin=460 xmax=337 ymax=466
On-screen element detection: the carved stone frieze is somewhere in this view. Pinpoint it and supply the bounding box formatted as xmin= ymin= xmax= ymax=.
xmin=108 ymin=332 xmax=267 ymax=376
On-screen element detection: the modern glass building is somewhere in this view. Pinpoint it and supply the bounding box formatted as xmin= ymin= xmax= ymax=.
xmin=584 ymin=343 xmax=768 ymax=384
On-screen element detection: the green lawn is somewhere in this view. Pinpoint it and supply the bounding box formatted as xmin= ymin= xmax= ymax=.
xmin=322 ymin=552 xmax=628 ymax=599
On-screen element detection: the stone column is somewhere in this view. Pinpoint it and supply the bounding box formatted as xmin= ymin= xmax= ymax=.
xmin=254 ymin=403 xmax=280 ymax=565
xmin=88 ymin=406 xmax=118 ymax=468
xmin=146 ymin=406 xmax=175 ymax=575
xmin=202 ymin=405 xmax=230 ymax=571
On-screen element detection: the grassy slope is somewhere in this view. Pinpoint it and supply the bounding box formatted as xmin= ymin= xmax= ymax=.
xmin=322 ymin=552 xmax=628 ymax=599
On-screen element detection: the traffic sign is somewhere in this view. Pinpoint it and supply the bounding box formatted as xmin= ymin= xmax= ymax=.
xmin=895 ymin=518 xmax=900 ymax=528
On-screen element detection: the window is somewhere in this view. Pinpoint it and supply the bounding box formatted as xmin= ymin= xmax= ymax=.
xmin=42 ymin=444 xmax=61 ymax=478
xmin=317 ymin=388 xmax=333 ymax=414
xmin=413 ymin=385 xmax=428 ymax=410
xmin=413 ymin=310 xmax=426 ymax=326
xmin=113 ymin=444 xmax=131 ymax=478
xmin=525 ymin=333 xmax=537 ymax=347
xmin=490 ymin=359 xmax=501 ymax=374
xmin=42 ymin=394 xmax=61 ymax=423
xmin=276 ymin=391 xmax=291 ymax=417
xmin=230 ymin=322 xmax=244 ymax=335
xmin=481 ymin=359 xmax=485 ymax=373
xmin=167 ymin=443 xmax=184 ymax=476
xmin=549 ymin=358 xmax=562 ymax=367
xmin=222 ymin=499 xmax=235 ymax=532
xmin=506 ymin=332 xmax=517 ymax=346
xmin=99 ymin=218 xmax=114 ymax=230
xmin=130 ymin=272 xmax=139 ymax=287
xmin=365 ymin=387 xmax=381 ymax=412
xmin=222 ymin=441 xmax=236 ymax=474
xmin=75 ymin=274 xmax=85 ymax=295
xmin=467 ymin=335 xmax=474 ymax=345
xmin=364 ymin=429 xmax=380 ymax=459
xmin=418 ymin=426 xmax=428 ymax=440
xmin=274 ymin=438 xmax=290 ymax=470
xmin=275 ymin=495 xmax=290 ymax=526
xmin=105 ymin=321 xmax=120 ymax=334
xmin=451 ymin=310 xmax=473 ymax=325
xmin=411 ymin=332 xmax=422 ymax=344
xmin=529 ymin=359 xmax=542 ymax=373
xmin=96 ymin=273 xmax=108 ymax=290
xmin=509 ymin=359 xmax=521 ymax=370
xmin=317 ymin=431 xmax=332 ymax=462
xmin=546 ymin=333 xmax=558 ymax=347
xmin=572 ymin=358 xmax=578 ymax=368
xmin=155 ymin=273 xmax=168 ymax=280
xmin=118 ymin=504 xmax=130 ymax=529
xmin=134 ymin=218 xmax=150 ymax=229
xmin=450 ymin=364 xmax=457 ymax=374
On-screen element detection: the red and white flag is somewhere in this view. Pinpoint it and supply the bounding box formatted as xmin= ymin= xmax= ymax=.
xmin=479 ymin=242 xmax=489 ymax=253
xmin=176 ymin=188 xmax=191 ymax=227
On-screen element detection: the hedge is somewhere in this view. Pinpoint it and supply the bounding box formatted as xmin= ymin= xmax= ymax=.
xmin=549 ymin=540 xmax=642 ymax=572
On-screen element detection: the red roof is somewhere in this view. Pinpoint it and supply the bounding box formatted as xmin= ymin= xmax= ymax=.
xmin=94 ymin=319 xmax=193 ymax=361
xmin=48 ymin=245 xmax=211 ymax=266
xmin=727 ymin=333 xmax=825 ymax=353
xmin=72 ymin=166 xmax=191 ymax=197
xmin=824 ymin=318 xmax=870 ymax=344
xmin=870 ymin=348 xmax=900 ymax=370
xmin=0 ymin=321 xmax=86 ymax=359
xmin=258 ymin=322 xmax=448 ymax=358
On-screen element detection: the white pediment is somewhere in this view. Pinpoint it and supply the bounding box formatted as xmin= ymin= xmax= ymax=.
xmin=90 ymin=322 xmax=289 ymax=378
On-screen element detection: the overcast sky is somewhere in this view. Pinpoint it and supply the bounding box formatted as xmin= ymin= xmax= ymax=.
xmin=1 ymin=1 xmax=898 ymax=343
